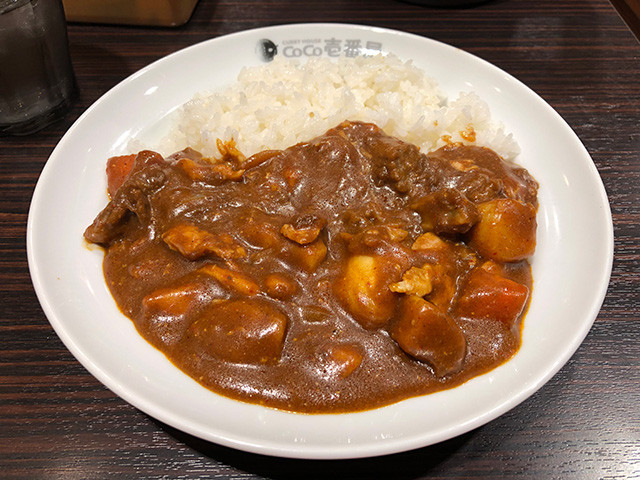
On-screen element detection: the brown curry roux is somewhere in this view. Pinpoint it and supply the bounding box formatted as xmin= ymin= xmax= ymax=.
xmin=85 ymin=121 xmax=538 ymax=413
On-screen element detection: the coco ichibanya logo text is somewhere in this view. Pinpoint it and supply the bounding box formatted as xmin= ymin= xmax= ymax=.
xmin=258 ymin=38 xmax=384 ymax=61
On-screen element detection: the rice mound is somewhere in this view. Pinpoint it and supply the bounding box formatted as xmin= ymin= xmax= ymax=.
xmin=159 ymin=54 xmax=519 ymax=160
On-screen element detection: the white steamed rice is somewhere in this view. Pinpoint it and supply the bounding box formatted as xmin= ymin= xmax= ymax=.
xmin=157 ymin=54 xmax=519 ymax=161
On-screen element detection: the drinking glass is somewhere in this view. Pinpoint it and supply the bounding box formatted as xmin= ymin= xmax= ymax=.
xmin=0 ymin=0 xmax=76 ymax=135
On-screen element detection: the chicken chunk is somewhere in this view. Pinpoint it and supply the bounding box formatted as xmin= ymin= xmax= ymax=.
xmin=411 ymin=188 xmax=480 ymax=234
xmin=198 ymin=264 xmax=260 ymax=296
xmin=162 ymin=224 xmax=247 ymax=261
xmin=409 ymin=234 xmax=474 ymax=308
xmin=172 ymin=142 xmax=246 ymax=185
xmin=84 ymin=150 xmax=167 ymax=245
xmin=281 ymin=213 xmax=327 ymax=245
xmin=241 ymin=219 xmax=281 ymax=249
xmin=389 ymin=265 xmax=435 ymax=297
xmin=411 ymin=232 xmax=449 ymax=252
xmin=346 ymin=225 xmax=409 ymax=253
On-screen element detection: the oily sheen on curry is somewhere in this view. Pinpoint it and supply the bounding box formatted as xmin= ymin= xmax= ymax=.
xmin=84 ymin=121 xmax=538 ymax=413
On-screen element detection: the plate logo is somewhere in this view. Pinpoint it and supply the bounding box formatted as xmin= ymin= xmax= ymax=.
xmin=257 ymin=37 xmax=385 ymax=62
xmin=257 ymin=39 xmax=278 ymax=61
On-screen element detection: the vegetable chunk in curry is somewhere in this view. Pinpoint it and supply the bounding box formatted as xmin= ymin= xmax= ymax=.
xmin=85 ymin=121 xmax=538 ymax=413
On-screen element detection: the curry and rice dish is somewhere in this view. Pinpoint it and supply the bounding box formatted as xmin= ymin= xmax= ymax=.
xmin=85 ymin=120 xmax=538 ymax=413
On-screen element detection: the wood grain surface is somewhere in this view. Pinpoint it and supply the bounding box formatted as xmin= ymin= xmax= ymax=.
xmin=1 ymin=0 xmax=639 ymax=478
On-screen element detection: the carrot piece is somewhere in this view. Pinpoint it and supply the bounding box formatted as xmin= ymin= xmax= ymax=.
xmin=106 ymin=154 xmax=136 ymax=198
xmin=453 ymin=268 xmax=529 ymax=327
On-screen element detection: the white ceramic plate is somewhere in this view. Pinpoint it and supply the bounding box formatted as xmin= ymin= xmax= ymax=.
xmin=27 ymin=24 xmax=613 ymax=459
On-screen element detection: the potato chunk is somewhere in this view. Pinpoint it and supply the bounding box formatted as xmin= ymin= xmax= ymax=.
xmin=389 ymin=295 xmax=466 ymax=377
xmin=284 ymin=238 xmax=328 ymax=273
xmin=141 ymin=282 xmax=208 ymax=347
xmin=468 ymin=198 xmax=536 ymax=262
xmin=265 ymin=272 xmax=298 ymax=299
xmin=317 ymin=343 xmax=364 ymax=378
xmin=334 ymin=254 xmax=400 ymax=329
xmin=187 ymin=299 xmax=287 ymax=364
xmin=411 ymin=232 xmax=448 ymax=252
xmin=143 ymin=283 xmax=201 ymax=317
xmin=453 ymin=268 xmax=529 ymax=327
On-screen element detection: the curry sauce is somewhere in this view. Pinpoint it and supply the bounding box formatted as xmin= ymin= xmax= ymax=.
xmin=85 ymin=121 xmax=538 ymax=413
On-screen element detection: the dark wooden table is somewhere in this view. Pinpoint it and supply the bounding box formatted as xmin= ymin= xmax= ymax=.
xmin=2 ymin=0 xmax=639 ymax=478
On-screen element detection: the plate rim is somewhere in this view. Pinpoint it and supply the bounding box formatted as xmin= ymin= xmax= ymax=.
xmin=26 ymin=22 xmax=614 ymax=459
